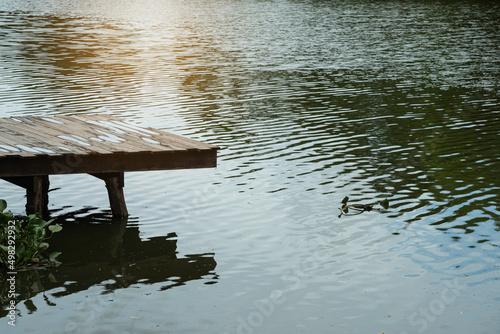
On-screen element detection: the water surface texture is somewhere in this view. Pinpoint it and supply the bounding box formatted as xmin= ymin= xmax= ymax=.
xmin=1 ymin=0 xmax=499 ymax=333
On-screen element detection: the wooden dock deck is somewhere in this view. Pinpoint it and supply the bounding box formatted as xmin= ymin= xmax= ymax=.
xmin=0 ymin=115 xmax=218 ymax=217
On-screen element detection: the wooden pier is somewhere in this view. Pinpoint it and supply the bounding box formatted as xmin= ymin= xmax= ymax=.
xmin=0 ymin=115 xmax=218 ymax=217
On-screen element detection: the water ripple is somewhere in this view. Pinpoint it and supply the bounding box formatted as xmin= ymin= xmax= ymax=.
xmin=1 ymin=1 xmax=500 ymax=333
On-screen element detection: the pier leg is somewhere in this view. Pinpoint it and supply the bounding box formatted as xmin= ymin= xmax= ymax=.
xmin=1 ymin=175 xmax=49 ymax=217
xmin=91 ymin=172 xmax=128 ymax=217
xmin=27 ymin=175 xmax=50 ymax=216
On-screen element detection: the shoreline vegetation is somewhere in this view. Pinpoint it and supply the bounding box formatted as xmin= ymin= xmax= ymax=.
xmin=0 ymin=199 xmax=62 ymax=271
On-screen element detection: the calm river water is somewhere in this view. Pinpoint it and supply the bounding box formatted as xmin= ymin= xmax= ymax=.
xmin=1 ymin=0 xmax=499 ymax=333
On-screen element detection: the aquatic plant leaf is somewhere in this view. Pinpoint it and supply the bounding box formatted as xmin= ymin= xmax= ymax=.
xmin=49 ymin=251 xmax=62 ymax=261
xmin=33 ymin=227 xmax=45 ymax=240
xmin=0 ymin=199 xmax=6 ymax=212
xmin=16 ymin=243 xmax=25 ymax=255
xmin=48 ymin=224 xmax=62 ymax=233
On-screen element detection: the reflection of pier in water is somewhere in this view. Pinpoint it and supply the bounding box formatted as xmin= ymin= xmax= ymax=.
xmin=0 ymin=213 xmax=217 ymax=315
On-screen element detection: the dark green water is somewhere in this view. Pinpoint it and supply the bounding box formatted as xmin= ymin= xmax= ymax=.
xmin=1 ymin=0 xmax=499 ymax=333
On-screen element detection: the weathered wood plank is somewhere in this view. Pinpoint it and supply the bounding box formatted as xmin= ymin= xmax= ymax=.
xmin=0 ymin=149 xmax=217 ymax=177
xmin=0 ymin=115 xmax=218 ymax=177
xmin=0 ymin=118 xmax=103 ymax=155
xmin=0 ymin=115 xmax=218 ymax=217
xmin=74 ymin=115 xmax=216 ymax=151
xmin=34 ymin=115 xmax=187 ymax=153
xmin=20 ymin=117 xmax=134 ymax=154
xmin=5 ymin=116 xmax=149 ymax=155
xmin=73 ymin=115 xmax=193 ymax=151
xmin=0 ymin=119 xmax=63 ymax=156
xmin=71 ymin=117 xmax=187 ymax=152
xmin=4 ymin=117 xmax=102 ymax=154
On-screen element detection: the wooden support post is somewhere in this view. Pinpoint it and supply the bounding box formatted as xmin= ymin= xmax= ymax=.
xmin=1 ymin=175 xmax=50 ymax=216
xmin=27 ymin=175 xmax=50 ymax=216
xmin=90 ymin=172 xmax=128 ymax=218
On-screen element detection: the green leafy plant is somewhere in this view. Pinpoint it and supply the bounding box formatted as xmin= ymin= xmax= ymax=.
xmin=0 ymin=199 xmax=62 ymax=270
xmin=338 ymin=196 xmax=390 ymax=218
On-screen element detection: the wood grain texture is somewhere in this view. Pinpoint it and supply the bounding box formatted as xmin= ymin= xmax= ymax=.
xmin=0 ymin=115 xmax=218 ymax=177
xmin=0 ymin=115 xmax=218 ymax=217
